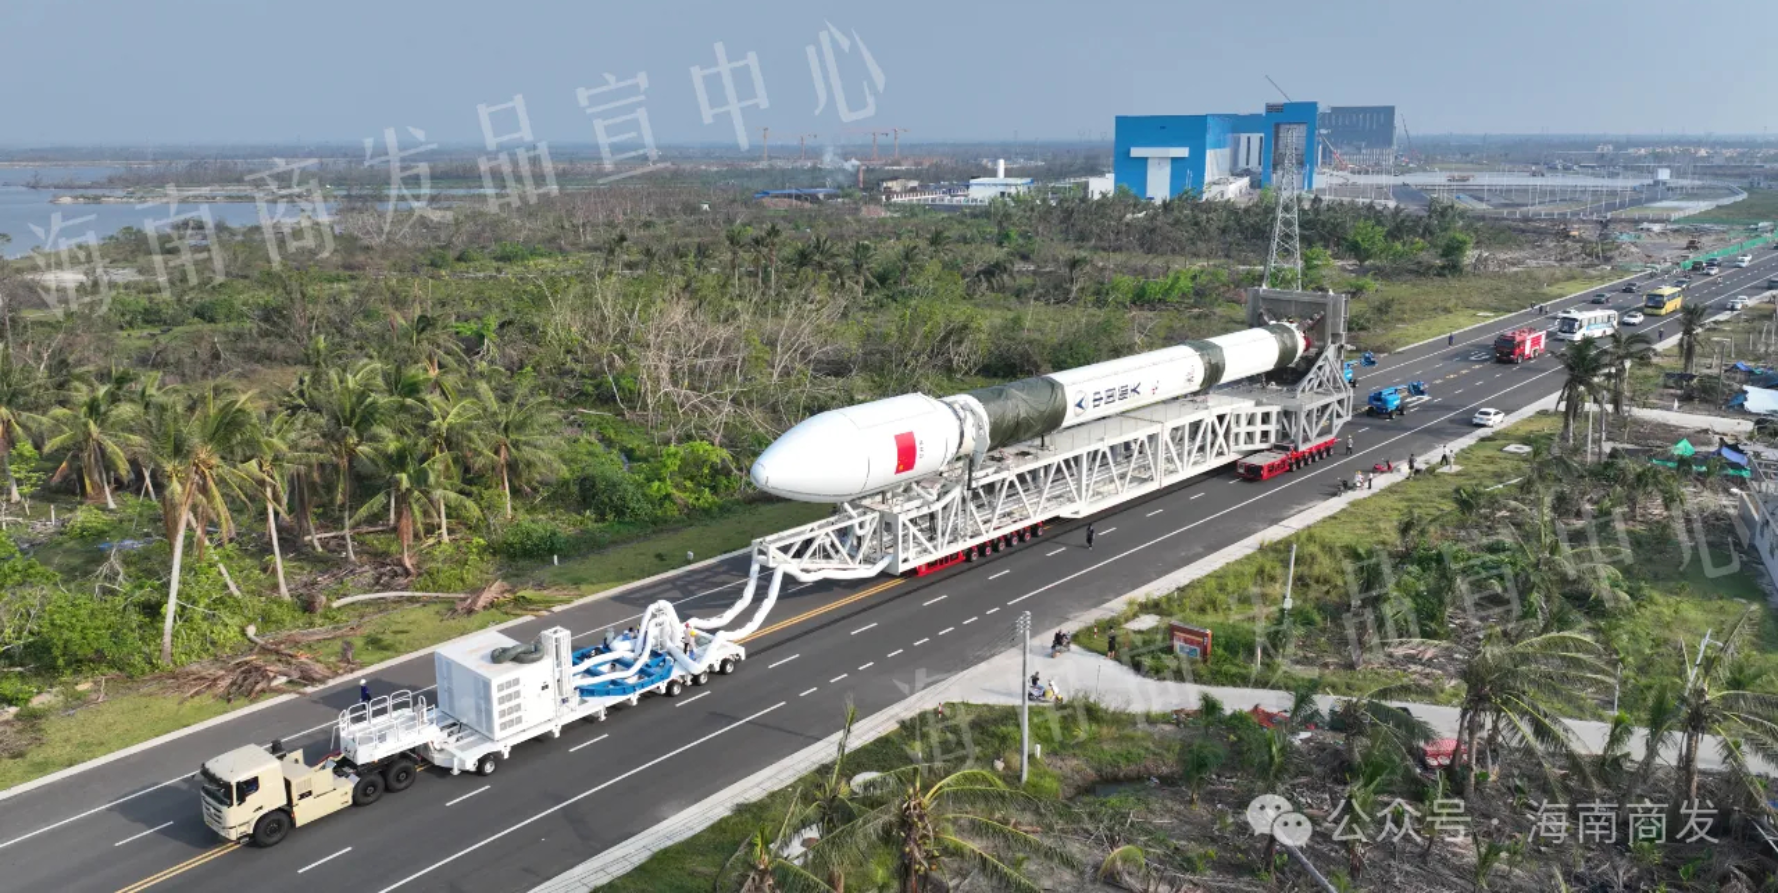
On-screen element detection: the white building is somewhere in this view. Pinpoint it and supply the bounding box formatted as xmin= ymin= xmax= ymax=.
xmin=967 ymin=159 xmax=1033 ymax=201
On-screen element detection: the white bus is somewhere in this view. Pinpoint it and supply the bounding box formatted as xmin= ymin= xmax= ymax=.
xmin=1554 ymin=307 xmax=1618 ymax=341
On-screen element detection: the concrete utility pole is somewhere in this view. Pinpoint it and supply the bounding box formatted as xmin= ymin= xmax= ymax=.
xmin=1017 ymin=611 xmax=1031 ymax=784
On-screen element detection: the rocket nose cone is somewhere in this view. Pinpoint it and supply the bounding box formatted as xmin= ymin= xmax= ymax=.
xmin=750 ymin=414 xmax=871 ymax=502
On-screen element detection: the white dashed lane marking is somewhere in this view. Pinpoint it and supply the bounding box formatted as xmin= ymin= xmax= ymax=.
xmin=568 ymin=734 xmax=609 ymax=753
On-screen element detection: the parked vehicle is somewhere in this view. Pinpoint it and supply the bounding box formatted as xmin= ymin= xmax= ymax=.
xmin=1729 ymin=296 xmax=1750 ymax=311
xmin=1367 ymin=382 xmax=1429 ymax=419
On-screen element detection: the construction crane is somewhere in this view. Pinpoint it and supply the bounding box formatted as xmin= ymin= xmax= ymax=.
xmin=888 ymin=127 xmax=909 ymax=160
xmin=843 ymin=127 xmax=892 ymax=161
xmin=793 ymin=133 xmax=819 ymax=162
xmin=760 ymin=127 xmax=769 ymax=163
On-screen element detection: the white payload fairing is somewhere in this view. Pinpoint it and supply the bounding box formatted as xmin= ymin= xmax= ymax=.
xmin=750 ymin=323 xmax=1310 ymax=502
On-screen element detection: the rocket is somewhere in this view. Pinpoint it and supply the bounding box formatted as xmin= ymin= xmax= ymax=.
xmin=750 ymin=323 xmax=1310 ymax=503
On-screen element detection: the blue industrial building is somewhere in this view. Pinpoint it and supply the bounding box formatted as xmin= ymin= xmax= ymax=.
xmin=1113 ymin=101 xmax=1320 ymax=202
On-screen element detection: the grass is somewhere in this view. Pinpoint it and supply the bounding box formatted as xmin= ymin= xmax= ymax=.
xmin=525 ymin=500 xmax=830 ymax=593
xmin=0 ymin=689 xmax=242 ymax=790
xmin=599 ymin=702 xmax=1171 ymax=893
xmin=1068 ymin=413 xmax=1778 ymax=713
xmin=1354 ymin=269 xmax=1623 ymax=352
xmin=0 ymin=497 xmax=831 ymax=791
xmin=1687 ymin=189 xmax=1778 ymax=227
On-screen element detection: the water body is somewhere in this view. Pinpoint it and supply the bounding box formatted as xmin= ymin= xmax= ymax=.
xmin=0 ymin=165 xmax=308 ymax=260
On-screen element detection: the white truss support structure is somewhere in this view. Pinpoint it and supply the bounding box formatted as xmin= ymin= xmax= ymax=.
xmin=754 ymin=394 xmax=1282 ymax=579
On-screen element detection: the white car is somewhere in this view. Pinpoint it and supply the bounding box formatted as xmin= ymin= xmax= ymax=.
xmin=1472 ymin=408 xmax=1506 ymax=428
xmin=1622 ymin=310 xmax=1645 ymax=326
xmin=1729 ymin=296 xmax=1750 ymax=311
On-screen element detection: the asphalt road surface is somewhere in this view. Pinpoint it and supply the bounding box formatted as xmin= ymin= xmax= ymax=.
xmin=5 ymin=250 xmax=1778 ymax=893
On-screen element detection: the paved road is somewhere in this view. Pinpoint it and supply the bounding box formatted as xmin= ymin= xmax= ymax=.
xmin=5 ymin=251 xmax=1777 ymax=893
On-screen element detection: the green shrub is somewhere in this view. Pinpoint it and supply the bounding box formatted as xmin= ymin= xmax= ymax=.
xmin=495 ymin=520 xmax=571 ymax=560
xmin=18 ymin=589 xmax=154 ymax=676
xmin=62 ymin=506 xmax=123 ymax=541
xmin=414 ymin=539 xmax=496 ymax=592
xmin=0 ymin=674 xmax=37 ymax=708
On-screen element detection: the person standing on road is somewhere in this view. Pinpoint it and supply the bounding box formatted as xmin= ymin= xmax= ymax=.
xmin=1085 ymin=523 xmax=1096 ymax=551
xmin=359 ymin=679 xmax=372 ymax=704
xmin=1447 ymin=333 xmax=1455 ymax=346
xmin=1345 ymin=435 xmax=1354 ymax=455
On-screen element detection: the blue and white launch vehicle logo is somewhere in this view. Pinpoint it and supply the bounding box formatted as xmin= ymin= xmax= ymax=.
xmin=1075 ymin=381 xmax=1154 ymax=414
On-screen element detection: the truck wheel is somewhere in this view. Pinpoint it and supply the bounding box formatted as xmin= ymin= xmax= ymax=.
xmin=665 ymin=679 xmax=685 ymax=697
xmin=383 ymin=758 xmax=418 ymax=793
xmin=251 ymin=809 xmax=292 ymax=847
xmin=692 ymin=670 xmax=710 ymax=686
xmin=351 ymin=773 xmax=384 ymax=806
xmin=475 ymin=753 xmax=501 ymax=777
xmin=718 ymin=658 xmax=737 ymax=675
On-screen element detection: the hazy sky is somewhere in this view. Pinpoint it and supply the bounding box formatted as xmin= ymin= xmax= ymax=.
xmin=4 ymin=0 xmax=1775 ymax=147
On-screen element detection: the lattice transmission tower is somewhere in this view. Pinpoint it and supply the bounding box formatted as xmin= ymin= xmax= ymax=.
xmin=1262 ymin=116 xmax=1308 ymax=290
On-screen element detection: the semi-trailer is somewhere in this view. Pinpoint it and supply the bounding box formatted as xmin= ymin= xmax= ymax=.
xmin=200 ymin=601 xmax=748 ymax=847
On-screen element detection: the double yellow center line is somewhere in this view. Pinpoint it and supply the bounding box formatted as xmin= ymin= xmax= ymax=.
xmin=116 ymin=575 xmax=906 ymax=891
xmin=115 ymin=841 xmax=237 ymax=892
xmin=740 ymin=577 xmax=904 ymax=643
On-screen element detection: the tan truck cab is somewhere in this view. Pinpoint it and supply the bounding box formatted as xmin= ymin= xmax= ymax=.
xmin=200 ymin=744 xmax=356 ymax=847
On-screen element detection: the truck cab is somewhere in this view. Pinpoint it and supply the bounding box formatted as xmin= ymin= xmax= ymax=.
xmin=1493 ymin=328 xmax=1545 ymax=363
xmin=200 ymin=744 xmax=356 ymax=847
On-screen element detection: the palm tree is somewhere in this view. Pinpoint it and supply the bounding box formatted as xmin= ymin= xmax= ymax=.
xmin=142 ymin=388 xmax=259 ymax=664
xmin=724 ymin=224 xmax=753 ymax=295
xmin=805 ymin=234 xmax=837 ymax=278
xmin=1331 ymin=687 xmax=1433 ymax=772
xmin=308 ymin=362 xmax=391 ymax=562
xmin=1452 ymin=629 xmax=1609 ymax=799
xmin=1665 ymin=607 xmax=1778 ymax=803
xmin=846 ymin=241 xmax=875 ymax=300
xmin=0 ymin=351 xmax=48 ymax=503
xmin=811 ymin=765 xmax=1075 ymax=893
xmin=43 ymin=379 xmax=138 ymax=509
xmin=1602 ymin=330 xmax=1655 ymax=437
xmin=353 ymin=439 xmax=459 ymax=576
xmin=715 ymin=797 xmax=839 ymax=893
xmin=473 ymin=381 xmax=562 ymax=520
xmin=1554 ymin=337 xmax=1609 ymax=447
xmin=418 ymin=393 xmax=484 ymax=542
xmin=896 ymin=243 xmax=922 ymax=289
xmin=239 ymin=409 xmax=320 ymax=599
xmin=1677 ymin=303 xmax=1711 ymax=374
xmin=755 ymin=223 xmax=784 ymax=293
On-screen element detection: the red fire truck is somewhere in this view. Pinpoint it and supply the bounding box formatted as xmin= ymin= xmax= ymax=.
xmin=1493 ymin=327 xmax=1546 ymax=363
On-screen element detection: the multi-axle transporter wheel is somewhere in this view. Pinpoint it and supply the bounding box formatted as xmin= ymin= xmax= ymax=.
xmin=664 ymin=678 xmax=685 ymax=697
xmin=691 ymin=670 xmax=711 ymax=686
xmin=718 ymin=657 xmax=738 ymax=675
xmin=476 ymin=753 xmax=501 ymax=777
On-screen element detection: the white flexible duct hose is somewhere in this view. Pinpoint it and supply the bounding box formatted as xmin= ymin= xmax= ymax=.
xmin=688 ymin=560 xmax=760 ymax=630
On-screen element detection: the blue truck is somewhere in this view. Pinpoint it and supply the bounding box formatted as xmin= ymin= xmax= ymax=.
xmin=1367 ymin=382 xmax=1428 ymax=419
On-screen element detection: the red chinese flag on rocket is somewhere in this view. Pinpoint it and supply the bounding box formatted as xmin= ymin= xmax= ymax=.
xmin=893 ymin=432 xmax=917 ymax=474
